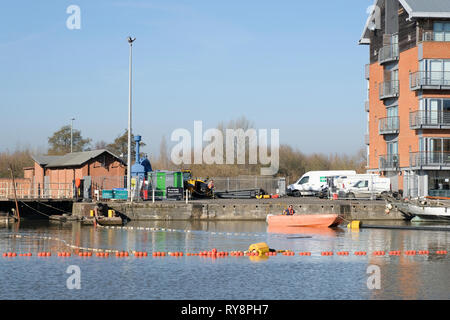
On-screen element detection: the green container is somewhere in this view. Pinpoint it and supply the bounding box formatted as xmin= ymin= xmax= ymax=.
xmin=173 ymin=172 xmax=183 ymax=188
xmin=156 ymin=172 xmax=166 ymax=197
xmin=102 ymin=190 xmax=113 ymax=199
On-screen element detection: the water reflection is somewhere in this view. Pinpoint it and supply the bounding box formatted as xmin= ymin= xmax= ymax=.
xmin=0 ymin=220 xmax=449 ymax=299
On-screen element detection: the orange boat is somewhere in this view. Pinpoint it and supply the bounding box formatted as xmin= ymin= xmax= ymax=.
xmin=267 ymin=225 xmax=343 ymax=237
xmin=266 ymin=214 xmax=343 ymax=228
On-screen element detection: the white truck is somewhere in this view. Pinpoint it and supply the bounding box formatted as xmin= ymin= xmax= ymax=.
xmin=287 ymin=170 xmax=357 ymax=197
xmin=343 ymin=176 xmax=391 ymax=199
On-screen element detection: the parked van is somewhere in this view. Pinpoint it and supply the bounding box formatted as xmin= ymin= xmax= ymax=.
xmin=334 ymin=174 xmax=380 ymax=191
xmin=287 ymin=170 xmax=357 ymax=197
xmin=343 ymin=177 xmax=391 ymax=199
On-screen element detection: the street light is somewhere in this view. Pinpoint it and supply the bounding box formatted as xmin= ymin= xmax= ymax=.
xmin=70 ymin=117 xmax=75 ymax=153
xmin=127 ymin=36 xmax=136 ymax=200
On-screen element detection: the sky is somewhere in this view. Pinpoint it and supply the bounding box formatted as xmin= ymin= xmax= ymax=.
xmin=0 ymin=0 xmax=371 ymax=158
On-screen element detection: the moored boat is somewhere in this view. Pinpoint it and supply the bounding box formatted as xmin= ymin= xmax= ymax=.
xmin=266 ymin=213 xmax=343 ymax=228
xmin=401 ymin=203 xmax=450 ymax=221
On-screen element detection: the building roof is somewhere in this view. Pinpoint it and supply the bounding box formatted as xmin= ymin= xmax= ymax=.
xmin=400 ymin=0 xmax=450 ymax=18
xmin=359 ymin=0 xmax=450 ymax=45
xmin=32 ymin=155 xmax=62 ymax=166
xmin=42 ymin=149 xmax=125 ymax=168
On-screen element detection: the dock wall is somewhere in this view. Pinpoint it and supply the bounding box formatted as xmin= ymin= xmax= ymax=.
xmin=72 ymin=199 xmax=404 ymax=221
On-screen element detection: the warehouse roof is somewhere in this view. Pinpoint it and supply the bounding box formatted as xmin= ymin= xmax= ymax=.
xmin=42 ymin=149 xmax=125 ymax=168
xmin=32 ymin=155 xmax=62 ymax=166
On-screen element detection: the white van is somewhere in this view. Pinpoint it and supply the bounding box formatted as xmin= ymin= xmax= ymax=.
xmin=287 ymin=170 xmax=357 ymax=197
xmin=344 ymin=177 xmax=391 ymax=199
xmin=334 ymin=174 xmax=380 ymax=191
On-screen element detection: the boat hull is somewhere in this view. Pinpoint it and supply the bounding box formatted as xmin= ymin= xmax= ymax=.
xmin=403 ymin=203 xmax=450 ymax=222
xmin=266 ymin=214 xmax=343 ymax=228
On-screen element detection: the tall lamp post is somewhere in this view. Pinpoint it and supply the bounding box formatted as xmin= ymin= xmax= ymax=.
xmin=70 ymin=117 xmax=75 ymax=153
xmin=127 ymin=36 xmax=136 ymax=200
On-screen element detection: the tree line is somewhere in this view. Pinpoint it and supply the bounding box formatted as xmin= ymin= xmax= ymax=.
xmin=0 ymin=119 xmax=366 ymax=181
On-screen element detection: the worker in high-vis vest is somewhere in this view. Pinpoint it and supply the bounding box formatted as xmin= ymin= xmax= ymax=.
xmin=283 ymin=205 xmax=295 ymax=215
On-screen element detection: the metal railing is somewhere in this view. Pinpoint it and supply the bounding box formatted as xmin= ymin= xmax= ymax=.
xmin=365 ymin=64 xmax=370 ymax=80
xmin=410 ymin=71 xmax=450 ymax=89
xmin=379 ymin=154 xmax=399 ymax=170
xmin=0 ymin=181 xmax=73 ymax=199
xmin=379 ymin=116 xmax=399 ymax=134
xmin=379 ymin=80 xmax=399 ymax=99
xmin=378 ymin=44 xmax=399 ymax=64
xmin=364 ymin=134 xmax=370 ymax=145
xmin=365 ymin=100 xmax=369 ymax=112
xmin=422 ymin=31 xmax=450 ymax=42
xmin=410 ymin=152 xmax=450 ymax=167
xmin=409 ymin=110 xmax=450 ymax=129
xmin=211 ymin=176 xmax=287 ymax=195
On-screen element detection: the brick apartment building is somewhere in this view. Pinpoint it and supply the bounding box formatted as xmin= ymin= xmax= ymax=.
xmin=360 ymin=0 xmax=450 ymax=198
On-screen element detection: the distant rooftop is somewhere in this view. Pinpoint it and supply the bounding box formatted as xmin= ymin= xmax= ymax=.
xmin=34 ymin=149 xmax=125 ymax=168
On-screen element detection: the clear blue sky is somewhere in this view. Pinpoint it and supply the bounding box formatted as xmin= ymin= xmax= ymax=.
xmin=0 ymin=0 xmax=371 ymax=157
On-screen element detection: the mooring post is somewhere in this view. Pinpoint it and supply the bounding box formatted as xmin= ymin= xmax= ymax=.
xmin=9 ymin=165 xmax=20 ymax=221
xmin=152 ymin=188 xmax=155 ymax=203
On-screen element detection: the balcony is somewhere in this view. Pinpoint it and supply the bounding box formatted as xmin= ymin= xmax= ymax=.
xmin=410 ymin=71 xmax=450 ymax=90
xmin=422 ymin=31 xmax=450 ymax=42
xmin=365 ymin=64 xmax=370 ymax=80
xmin=379 ymin=154 xmax=400 ymax=170
xmin=365 ymin=100 xmax=369 ymax=112
xmin=379 ymin=80 xmax=399 ymax=99
xmin=410 ymin=111 xmax=450 ymax=129
xmin=378 ymin=44 xmax=399 ymax=65
xmin=410 ymin=152 xmax=450 ymax=169
xmin=379 ymin=117 xmax=399 ymax=135
xmin=364 ymin=134 xmax=370 ymax=145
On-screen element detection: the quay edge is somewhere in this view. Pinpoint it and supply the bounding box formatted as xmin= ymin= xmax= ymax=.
xmin=72 ymin=199 xmax=404 ymax=221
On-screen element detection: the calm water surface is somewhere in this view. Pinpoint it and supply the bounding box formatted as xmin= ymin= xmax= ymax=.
xmin=0 ymin=219 xmax=449 ymax=300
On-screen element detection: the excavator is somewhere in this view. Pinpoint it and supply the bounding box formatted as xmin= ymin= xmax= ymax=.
xmin=182 ymin=169 xmax=214 ymax=199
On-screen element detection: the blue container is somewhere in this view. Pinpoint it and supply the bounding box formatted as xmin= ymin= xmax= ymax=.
xmin=102 ymin=190 xmax=113 ymax=199
xmin=113 ymin=190 xmax=128 ymax=200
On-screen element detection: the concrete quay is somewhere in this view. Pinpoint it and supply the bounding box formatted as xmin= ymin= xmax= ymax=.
xmin=72 ymin=198 xmax=404 ymax=222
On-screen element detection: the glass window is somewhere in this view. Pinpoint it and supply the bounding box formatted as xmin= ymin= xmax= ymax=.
xmin=298 ymin=176 xmax=309 ymax=184
xmin=434 ymin=22 xmax=450 ymax=41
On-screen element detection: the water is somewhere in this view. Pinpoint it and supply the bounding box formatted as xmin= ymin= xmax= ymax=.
xmin=0 ymin=219 xmax=449 ymax=300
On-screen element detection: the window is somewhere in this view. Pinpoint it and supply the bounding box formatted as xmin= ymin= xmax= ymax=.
xmin=419 ymin=98 xmax=450 ymax=124
xmin=421 ymin=59 xmax=450 ymax=85
xmin=354 ymin=180 xmax=368 ymax=188
xmin=434 ymin=22 xmax=450 ymax=41
xmin=298 ymin=176 xmax=309 ymax=185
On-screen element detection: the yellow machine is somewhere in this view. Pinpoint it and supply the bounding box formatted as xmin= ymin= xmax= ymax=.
xmin=182 ymin=169 xmax=214 ymax=199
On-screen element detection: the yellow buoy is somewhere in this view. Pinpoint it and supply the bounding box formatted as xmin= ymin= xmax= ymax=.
xmin=347 ymin=220 xmax=361 ymax=230
xmin=248 ymin=242 xmax=270 ymax=256
xmin=89 ymin=210 xmax=94 ymax=217
xmin=108 ymin=210 xmax=115 ymax=218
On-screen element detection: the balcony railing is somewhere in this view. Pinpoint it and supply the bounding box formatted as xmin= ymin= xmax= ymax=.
xmin=364 ymin=134 xmax=370 ymax=145
xmin=365 ymin=64 xmax=370 ymax=80
xmin=365 ymin=100 xmax=369 ymax=112
xmin=378 ymin=44 xmax=399 ymax=64
xmin=379 ymin=154 xmax=400 ymax=170
xmin=422 ymin=31 xmax=450 ymax=42
xmin=379 ymin=80 xmax=399 ymax=99
xmin=410 ymin=71 xmax=450 ymax=90
xmin=379 ymin=117 xmax=399 ymax=134
xmin=410 ymin=110 xmax=450 ymax=129
xmin=410 ymin=152 xmax=450 ymax=168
